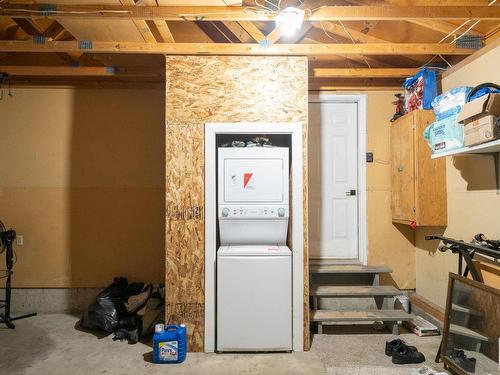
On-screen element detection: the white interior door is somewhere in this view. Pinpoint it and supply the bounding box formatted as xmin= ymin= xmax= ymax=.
xmin=309 ymin=101 xmax=359 ymax=259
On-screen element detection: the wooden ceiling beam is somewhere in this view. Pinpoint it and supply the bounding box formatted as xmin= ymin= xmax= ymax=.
xmin=310 ymin=21 xmax=424 ymax=66
xmin=152 ymin=20 xmax=175 ymax=43
xmin=1 ymin=5 xmax=498 ymax=22
xmin=237 ymin=22 xmax=265 ymax=43
xmin=346 ymin=0 xmax=485 ymax=37
xmin=303 ymin=36 xmax=394 ymax=68
xmin=0 ymin=65 xmax=165 ymax=78
xmin=12 ymin=18 xmax=44 ymax=36
xmin=42 ymin=21 xmax=67 ymax=41
xmin=120 ymin=0 xmax=156 ymax=43
xmin=195 ymin=21 xmax=240 ymax=43
xmin=1 ymin=24 xmax=19 ymax=40
xmin=409 ymin=20 xmax=484 ymax=37
xmin=313 ymin=67 xmax=419 ymax=78
xmin=0 ymin=41 xmax=474 ymax=56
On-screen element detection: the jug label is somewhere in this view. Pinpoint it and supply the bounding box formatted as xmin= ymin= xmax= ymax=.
xmin=159 ymin=341 xmax=178 ymax=361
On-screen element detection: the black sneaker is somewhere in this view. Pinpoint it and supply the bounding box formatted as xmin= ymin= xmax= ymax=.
xmin=392 ymin=344 xmax=426 ymax=364
xmin=385 ymin=339 xmax=417 ymax=357
xmin=448 ymin=349 xmax=476 ymax=373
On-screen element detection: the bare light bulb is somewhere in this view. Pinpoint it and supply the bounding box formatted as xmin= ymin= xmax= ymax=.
xmin=275 ymin=7 xmax=305 ymax=38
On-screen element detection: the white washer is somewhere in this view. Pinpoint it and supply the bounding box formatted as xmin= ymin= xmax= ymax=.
xmin=217 ymin=245 xmax=291 ymax=351
xmin=217 ymin=147 xmax=292 ymax=352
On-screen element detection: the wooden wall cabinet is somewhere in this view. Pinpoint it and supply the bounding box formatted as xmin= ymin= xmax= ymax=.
xmin=391 ymin=110 xmax=447 ymax=226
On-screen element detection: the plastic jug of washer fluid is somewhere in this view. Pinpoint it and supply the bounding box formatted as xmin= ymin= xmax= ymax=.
xmin=153 ymin=324 xmax=187 ymax=364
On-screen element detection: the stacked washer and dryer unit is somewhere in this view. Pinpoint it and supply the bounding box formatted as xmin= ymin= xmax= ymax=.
xmin=216 ymin=146 xmax=292 ymax=352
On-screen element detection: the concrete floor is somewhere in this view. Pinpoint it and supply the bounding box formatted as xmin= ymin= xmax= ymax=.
xmin=0 ymin=314 xmax=448 ymax=375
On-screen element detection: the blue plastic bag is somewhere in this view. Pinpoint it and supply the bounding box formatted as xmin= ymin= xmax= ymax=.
xmin=470 ymin=87 xmax=500 ymax=101
xmin=403 ymin=67 xmax=438 ymax=111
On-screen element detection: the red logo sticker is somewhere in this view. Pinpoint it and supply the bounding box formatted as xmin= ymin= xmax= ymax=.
xmin=243 ymin=173 xmax=253 ymax=188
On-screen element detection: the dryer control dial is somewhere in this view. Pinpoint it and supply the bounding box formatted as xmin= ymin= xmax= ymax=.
xmin=222 ymin=208 xmax=229 ymax=217
xmin=278 ymin=208 xmax=285 ymax=217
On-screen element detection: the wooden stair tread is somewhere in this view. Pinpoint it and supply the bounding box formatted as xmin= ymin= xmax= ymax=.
xmin=311 ymin=309 xmax=413 ymax=322
xmin=309 ymin=265 xmax=392 ymax=274
xmin=310 ymin=285 xmax=401 ymax=297
xmin=451 ymin=303 xmax=483 ymax=316
xmin=449 ymin=324 xmax=490 ymax=341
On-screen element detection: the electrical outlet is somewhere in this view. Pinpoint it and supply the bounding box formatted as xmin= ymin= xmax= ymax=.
xmin=16 ymin=235 xmax=24 ymax=246
xmin=366 ymin=152 xmax=374 ymax=163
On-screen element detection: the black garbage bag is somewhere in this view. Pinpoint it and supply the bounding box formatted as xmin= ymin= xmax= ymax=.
xmin=80 ymin=277 xmax=131 ymax=333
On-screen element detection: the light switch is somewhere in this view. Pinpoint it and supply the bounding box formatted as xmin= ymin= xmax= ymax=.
xmin=16 ymin=235 xmax=24 ymax=246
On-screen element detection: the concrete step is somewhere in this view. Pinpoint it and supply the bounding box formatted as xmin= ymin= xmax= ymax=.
xmin=310 ymin=285 xmax=401 ymax=297
xmin=311 ymin=309 xmax=414 ymax=323
xmin=309 ymin=264 xmax=392 ymax=275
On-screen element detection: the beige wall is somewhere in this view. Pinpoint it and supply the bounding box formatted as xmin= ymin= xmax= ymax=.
xmin=0 ymin=88 xmax=165 ymax=287
xmin=366 ymin=92 xmax=416 ymax=289
xmin=416 ymin=46 xmax=500 ymax=308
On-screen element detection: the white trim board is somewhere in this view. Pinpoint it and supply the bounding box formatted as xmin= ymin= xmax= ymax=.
xmin=308 ymin=93 xmax=368 ymax=266
xmin=204 ymin=122 xmax=304 ymax=353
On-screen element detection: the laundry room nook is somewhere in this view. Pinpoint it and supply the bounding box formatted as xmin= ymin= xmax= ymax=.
xmin=0 ymin=2 xmax=499 ymax=375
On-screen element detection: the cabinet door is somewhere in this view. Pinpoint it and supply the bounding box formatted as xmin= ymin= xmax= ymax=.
xmin=391 ymin=113 xmax=415 ymax=223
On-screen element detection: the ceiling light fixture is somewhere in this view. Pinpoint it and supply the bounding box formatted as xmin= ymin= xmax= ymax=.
xmin=275 ymin=7 xmax=305 ymax=38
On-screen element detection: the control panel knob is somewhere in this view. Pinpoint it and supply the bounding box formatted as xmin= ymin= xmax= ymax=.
xmin=222 ymin=208 xmax=229 ymax=217
xmin=278 ymin=208 xmax=285 ymax=217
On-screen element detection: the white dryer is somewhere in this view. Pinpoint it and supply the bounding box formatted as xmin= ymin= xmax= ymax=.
xmin=217 ymin=147 xmax=292 ymax=352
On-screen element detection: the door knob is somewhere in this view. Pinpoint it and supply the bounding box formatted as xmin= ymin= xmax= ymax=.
xmin=345 ymin=190 xmax=356 ymax=196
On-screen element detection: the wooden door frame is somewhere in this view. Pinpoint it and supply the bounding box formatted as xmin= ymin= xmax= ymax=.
xmin=308 ymin=93 xmax=368 ymax=265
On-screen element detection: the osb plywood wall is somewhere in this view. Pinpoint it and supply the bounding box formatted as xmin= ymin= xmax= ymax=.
xmin=165 ymin=55 xmax=309 ymax=352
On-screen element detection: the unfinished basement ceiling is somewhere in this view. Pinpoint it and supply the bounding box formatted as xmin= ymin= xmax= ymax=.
xmin=0 ymin=0 xmax=498 ymax=89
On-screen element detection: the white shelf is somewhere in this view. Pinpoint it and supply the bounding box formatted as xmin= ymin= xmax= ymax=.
xmin=431 ymin=139 xmax=500 ymax=159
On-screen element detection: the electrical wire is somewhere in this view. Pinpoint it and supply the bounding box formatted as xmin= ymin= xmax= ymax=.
xmin=319 ymin=20 xmax=353 ymax=69
xmin=420 ymin=0 xmax=496 ymax=70
xmin=338 ymin=19 xmax=371 ymax=69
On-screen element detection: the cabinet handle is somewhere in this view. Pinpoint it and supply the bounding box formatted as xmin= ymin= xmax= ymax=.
xmin=398 ymin=166 xmax=404 ymax=172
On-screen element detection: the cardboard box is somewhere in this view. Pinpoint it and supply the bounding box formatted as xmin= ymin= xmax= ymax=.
xmin=457 ymin=93 xmax=500 ymax=146
xmin=464 ymin=115 xmax=500 ymax=146
xmin=457 ymin=93 xmax=500 ymax=124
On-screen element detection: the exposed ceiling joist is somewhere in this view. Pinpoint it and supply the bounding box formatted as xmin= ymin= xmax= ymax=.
xmin=120 ymin=0 xmax=156 ymax=43
xmin=0 ymin=65 xmax=164 ymax=77
xmin=313 ymin=67 xmax=418 ymax=78
xmin=42 ymin=21 xmax=67 ymax=40
xmin=407 ymin=20 xmax=484 ymax=37
xmin=12 ymin=18 xmax=44 ymax=36
xmin=238 ymin=22 xmax=265 ymax=42
xmin=0 ymin=5 xmax=498 ymax=22
xmin=0 ymin=41 xmax=475 ymax=56
xmin=346 ymin=0 xmax=486 ymax=37
xmin=152 ymin=20 xmax=175 ymax=43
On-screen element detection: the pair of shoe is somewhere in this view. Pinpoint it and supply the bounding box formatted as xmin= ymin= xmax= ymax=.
xmin=447 ymin=349 xmax=476 ymax=373
xmin=386 ymin=339 xmax=426 ymax=365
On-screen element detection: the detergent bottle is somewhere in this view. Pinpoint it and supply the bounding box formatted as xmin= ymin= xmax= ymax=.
xmin=153 ymin=323 xmax=187 ymax=364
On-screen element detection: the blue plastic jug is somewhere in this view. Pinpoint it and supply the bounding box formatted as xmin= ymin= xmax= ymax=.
xmin=153 ymin=324 xmax=187 ymax=364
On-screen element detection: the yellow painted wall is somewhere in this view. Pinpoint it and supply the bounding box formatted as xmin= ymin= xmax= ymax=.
xmin=415 ymin=45 xmax=500 ymax=308
xmin=365 ymin=92 xmax=416 ymax=289
xmin=0 ymin=88 xmax=165 ymax=287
